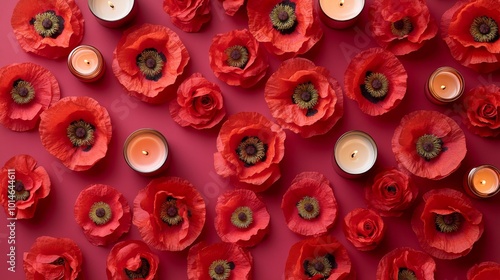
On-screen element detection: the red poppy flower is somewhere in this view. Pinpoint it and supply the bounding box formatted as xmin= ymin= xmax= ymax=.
xmin=221 ymin=0 xmax=245 ymax=16
xmin=209 ymin=29 xmax=269 ymax=88
xmin=462 ymin=84 xmax=500 ymax=137
xmin=215 ymin=189 xmax=270 ymax=247
xmin=169 ymin=73 xmax=226 ymax=130
xmin=247 ymin=0 xmax=323 ymax=58
xmin=392 ymin=110 xmax=466 ymax=180
xmin=285 ymin=236 xmax=354 ymax=280
xmin=112 ymin=23 xmax=190 ymax=104
xmin=0 ymin=63 xmax=60 ymax=132
xmin=265 ymin=58 xmax=343 ymax=138
xmin=376 ymin=247 xmax=436 ymax=280
xmin=411 ymin=188 xmax=484 ymax=259
xmin=23 ymin=236 xmax=82 ymax=280
xmin=39 ymin=96 xmax=112 ymax=172
xmin=281 ymin=172 xmax=337 ymax=237
xmin=0 ymin=155 xmax=50 ymax=219
xmin=369 ymin=0 xmax=438 ymax=56
xmin=467 ymin=262 xmax=500 ymax=280
xmin=106 ymin=240 xmax=160 ymax=280
xmin=365 ymin=168 xmax=418 ymax=217
xmin=344 ymin=48 xmax=407 ymax=116
xmin=214 ymin=112 xmax=286 ymax=192
xmin=163 ymin=0 xmax=211 ymax=33
xmin=74 ymin=184 xmax=131 ymax=246
xmin=343 ymin=208 xmax=385 ymax=251
xmin=187 ymin=242 xmax=253 ymax=280
xmin=133 ymin=176 xmax=206 ymax=251
xmin=11 ymin=0 xmax=84 ymax=59
xmin=441 ymin=0 xmax=500 ymax=73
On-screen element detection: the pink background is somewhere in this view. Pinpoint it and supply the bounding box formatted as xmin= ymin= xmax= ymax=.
xmin=1 ymin=0 xmax=500 ymax=279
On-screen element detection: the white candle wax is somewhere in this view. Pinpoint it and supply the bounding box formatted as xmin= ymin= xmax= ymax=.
xmin=334 ymin=131 xmax=377 ymax=175
xmin=432 ymin=71 xmax=461 ymax=99
xmin=124 ymin=130 xmax=168 ymax=174
xmin=88 ymin=0 xmax=134 ymax=21
xmin=472 ymin=166 xmax=500 ymax=195
xmin=71 ymin=48 xmax=99 ymax=75
xmin=319 ymin=0 xmax=364 ymax=21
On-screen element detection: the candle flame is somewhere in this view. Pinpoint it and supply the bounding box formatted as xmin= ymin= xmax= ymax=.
xmin=351 ymin=150 xmax=358 ymax=159
xmin=339 ymin=0 xmax=344 ymax=7
xmin=481 ymin=180 xmax=486 ymax=185
xmin=142 ymin=150 xmax=149 ymax=156
xmin=84 ymin=59 xmax=90 ymax=65
xmin=441 ymin=85 xmax=446 ymax=90
xmin=108 ymin=1 xmax=115 ymax=8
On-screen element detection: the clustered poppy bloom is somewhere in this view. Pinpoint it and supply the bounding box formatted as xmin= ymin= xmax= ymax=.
xmin=247 ymin=0 xmax=323 ymax=58
xmin=281 ymin=172 xmax=337 ymax=237
xmin=467 ymin=262 xmax=500 ymax=280
xmin=369 ymin=0 xmax=438 ymax=56
xmin=462 ymin=84 xmax=500 ymax=137
xmin=74 ymin=184 xmax=131 ymax=246
xmin=285 ymin=236 xmax=354 ymax=280
xmin=106 ymin=240 xmax=160 ymax=280
xmin=265 ymin=58 xmax=344 ymax=138
xmin=187 ymin=242 xmax=253 ymax=280
xmin=163 ymin=0 xmax=211 ymax=33
xmin=214 ymin=112 xmax=286 ymax=192
xmin=169 ymin=73 xmax=226 ymax=129
xmin=365 ymin=168 xmax=418 ymax=217
xmin=411 ymin=188 xmax=484 ymax=260
xmin=344 ymin=48 xmax=407 ymax=116
xmin=0 ymin=63 xmax=60 ymax=131
xmin=376 ymin=247 xmax=436 ymax=280
xmin=133 ymin=176 xmax=206 ymax=251
xmin=0 ymin=155 xmax=50 ymax=219
xmin=39 ymin=96 xmax=112 ymax=171
xmin=23 ymin=236 xmax=83 ymax=279
xmin=392 ymin=110 xmax=467 ymax=180
xmin=221 ymin=0 xmax=245 ymax=16
xmin=215 ymin=189 xmax=270 ymax=247
xmin=112 ymin=23 xmax=190 ymax=104
xmin=343 ymin=208 xmax=386 ymax=251
xmin=11 ymin=0 xmax=84 ymax=59
xmin=441 ymin=0 xmax=500 ymax=73
xmin=209 ymin=29 xmax=269 ymax=88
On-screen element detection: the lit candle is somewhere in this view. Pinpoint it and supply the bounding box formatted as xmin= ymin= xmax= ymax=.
xmin=333 ymin=130 xmax=377 ymax=177
xmin=88 ymin=0 xmax=137 ymax=28
xmin=425 ymin=66 xmax=465 ymax=105
xmin=318 ymin=0 xmax=365 ymax=29
xmin=464 ymin=165 xmax=500 ymax=198
xmin=67 ymin=45 xmax=105 ymax=83
xmin=123 ymin=129 xmax=170 ymax=176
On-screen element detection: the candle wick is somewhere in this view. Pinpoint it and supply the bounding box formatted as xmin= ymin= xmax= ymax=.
xmin=351 ymin=150 xmax=358 ymax=159
xmin=339 ymin=0 xmax=344 ymax=7
xmin=142 ymin=150 xmax=149 ymax=156
xmin=108 ymin=1 xmax=115 ymax=8
xmin=480 ymin=180 xmax=486 ymax=185
xmin=84 ymin=59 xmax=90 ymax=65
xmin=441 ymin=85 xmax=446 ymax=90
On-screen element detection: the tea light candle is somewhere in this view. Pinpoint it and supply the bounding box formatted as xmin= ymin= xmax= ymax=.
xmin=464 ymin=165 xmax=500 ymax=198
xmin=318 ymin=0 xmax=365 ymax=29
xmin=88 ymin=0 xmax=137 ymax=28
xmin=333 ymin=130 xmax=377 ymax=177
xmin=425 ymin=66 xmax=465 ymax=105
xmin=67 ymin=45 xmax=105 ymax=83
xmin=123 ymin=129 xmax=170 ymax=176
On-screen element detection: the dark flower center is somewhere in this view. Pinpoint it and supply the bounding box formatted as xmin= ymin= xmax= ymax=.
xmin=136 ymin=48 xmax=166 ymax=81
xmin=435 ymin=212 xmax=462 ymax=233
xmin=386 ymin=185 xmax=397 ymax=195
xmin=67 ymin=120 xmax=95 ymax=148
xmin=160 ymin=196 xmax=183 ymax=226
xmin=270 ymin=1 xmax=297 ymax=34
xmin=292 ymin=82 xmax=319 ymax=116
xmin=361 ymin=71 xmax=389 ymax=103
xmin=89 ymin=201 xmax=112 ymax=225
xmin=416 ymin=134 xmax=444 ymax=161
xmin=11 ymin=79 xmax=35 ymax=105
xmin=14 ymin=181 xmax=25 ymax=192
xmin=236 ymin=136 xmax=268 ymax=167
xmin=29 ymin=10 xmax=64 ymax=38
xmin=51 ymin=257 xmax=65 ymax=265
xmin=225 ymin=45 xmax=249 ymax=69
xmin=14 ymin=180 xmax=30 ymax=201
xmin=231 ymin=206 xmax=253 ymax=228
xmin=304 ymin=254 xmax=336 ymax=278
xmin=398 ymin=268 xmax=417 ymax=280
xmin=209 ymin=260 xmax=235 ymax=280
xmin=297 ymin=196 xmax=320 ymax=220
xmin=201 ymin=96 xmax=212 ymax=105
xmin=363 ymin=221 xmax=374 ymax=233
xmin=391 ymin=17 xmax=413 ymax=37
xmin=124 ymin=258 xmax=150 ymax=279
xmin=470 ymin=16 xmax=499 ymax=43
xmin=481 ymin=104 xmax=497 ymax=119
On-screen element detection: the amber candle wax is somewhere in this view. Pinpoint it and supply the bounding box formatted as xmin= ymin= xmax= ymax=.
xmin=464 ymin=165 xmax=500 ymax=198
xmin=426 ymin=66 xmax=465 ymax=104
xmin=67 ymin=45 xmax=105 ymax=82
xmin=123 ymin=129 xmax=169 ymax=175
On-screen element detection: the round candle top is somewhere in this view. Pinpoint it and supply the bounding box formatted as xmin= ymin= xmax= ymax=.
xmin=431 ymin=71 xmax=461 ymax=99
xmin=472 ymin=166 xmax=500 ymax=195
xmin=88 ymin=0 xmax=134 ymax=21
xmin=334 ymin=131 xmax=377 ymax=174
xmin=70 ymin=47 xmax=99 ymax=76
xmin=125 ymin=131 xmax=168 ymax=173
xmin=319 ymin=0 xmax=365 ymax=21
